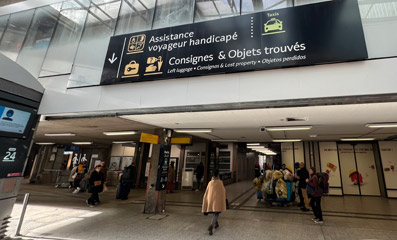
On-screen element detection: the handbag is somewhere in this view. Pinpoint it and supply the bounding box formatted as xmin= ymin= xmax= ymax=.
xmin=226 ymin=198 xmax=230 ymax=209
xmin=306 ymin=184 xmax=314 ymax=196
xmin=71 ymin=173 xmax=77 ymax=179
xmin=94 ymin=180 xmax=102 ymax=187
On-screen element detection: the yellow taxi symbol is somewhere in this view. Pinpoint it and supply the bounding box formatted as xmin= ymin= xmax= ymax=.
xmin=264 ymin=18 xmax=283 ymax=33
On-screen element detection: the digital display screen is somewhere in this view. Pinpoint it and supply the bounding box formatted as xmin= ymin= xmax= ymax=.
xmin=0 ymin=106 xmax=31 ymax=134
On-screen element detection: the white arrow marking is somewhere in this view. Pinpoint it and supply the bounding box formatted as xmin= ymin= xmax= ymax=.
xmin=108 ymin=53 xmax=117 ymax=64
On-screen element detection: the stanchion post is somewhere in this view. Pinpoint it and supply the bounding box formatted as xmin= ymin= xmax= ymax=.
xmin=15 ymin=193 xmax=30 ymax=236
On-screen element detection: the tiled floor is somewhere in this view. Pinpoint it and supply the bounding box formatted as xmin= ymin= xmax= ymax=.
xmin=5 ymin=181 xmax=397 ymax=240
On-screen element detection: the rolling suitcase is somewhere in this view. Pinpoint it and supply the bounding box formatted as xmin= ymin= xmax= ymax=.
xmin=116 ymin=182 xmax=122 ymax=199
xmin=79 ymin=178 xmax=89 ymax=192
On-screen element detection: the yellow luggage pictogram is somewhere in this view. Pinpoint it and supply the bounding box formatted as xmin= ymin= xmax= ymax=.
xmin=122 ymin=60 xmax=139 ymax=78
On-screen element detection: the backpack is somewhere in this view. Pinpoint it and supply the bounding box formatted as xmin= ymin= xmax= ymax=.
xmin=317 ymin=172 xmax=329 ymax=194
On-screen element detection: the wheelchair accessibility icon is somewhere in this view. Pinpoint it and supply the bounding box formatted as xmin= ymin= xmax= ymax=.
xmin=127 ymin=34 xmax=146 ymax=54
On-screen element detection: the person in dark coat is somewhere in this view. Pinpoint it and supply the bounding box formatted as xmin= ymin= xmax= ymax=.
xmin=254 ymin=163 xmax=261 ymax=178
xmin=297 ymin=162 xmax=310 ymax=212
xmin=166 ymin=162 xmax=175 ymax=193
xmin=306 ymin=167 xmax=324 ymax=223
xmin=87 ymin=165 xmax=104 ymax=207
xmin=195 ymin=162 xmax=204 ymax=191
xmin=118 ymin=164 xmax=137 ymax=200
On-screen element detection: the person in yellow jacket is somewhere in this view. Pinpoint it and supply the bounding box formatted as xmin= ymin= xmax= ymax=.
xmin=253 ymin=175 xmax=263 ymax=201
xmin=202 ymin=169 xmax=227 ymax=236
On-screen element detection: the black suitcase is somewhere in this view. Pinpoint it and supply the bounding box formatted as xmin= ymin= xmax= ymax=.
xmin=79 ymin=178 xmax=88 ymax=192
xmin=116 ymin=182 xmax=122 ymax=199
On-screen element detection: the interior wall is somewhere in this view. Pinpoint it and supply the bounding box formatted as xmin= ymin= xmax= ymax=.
xmin=38 ymin=58 xmax=397 ymax=116
xmin=110 ymin=144 xmax=135 ymax=156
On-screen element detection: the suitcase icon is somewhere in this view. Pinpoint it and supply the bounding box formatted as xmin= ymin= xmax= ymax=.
xmin=124 ymin=61 xmax=139 ymax=75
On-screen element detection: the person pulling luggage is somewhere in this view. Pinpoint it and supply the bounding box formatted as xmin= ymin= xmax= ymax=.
xmin=117 ymin=163 xmax=137 ymax=200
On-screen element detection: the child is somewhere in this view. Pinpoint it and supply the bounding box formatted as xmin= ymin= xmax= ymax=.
xmin=253 ymin=175 xmax=263 ymax=201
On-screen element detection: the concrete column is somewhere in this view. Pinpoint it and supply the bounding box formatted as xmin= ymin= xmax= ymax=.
xmin=143 ymin=129 xmax=171 ymax=214
xmin=134 ymin=143 xmax=150 ymax=188
xmin=177 ymin=145 xmax=185 ymax=190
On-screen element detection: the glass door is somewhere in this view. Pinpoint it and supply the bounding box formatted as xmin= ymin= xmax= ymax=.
xmin=355 ymin=144 xmax=380 ymax=196
xmin=338 ymin=144 xmax=360 ymax=195
xmin=338 ymin=143 xmax=380 ymax=196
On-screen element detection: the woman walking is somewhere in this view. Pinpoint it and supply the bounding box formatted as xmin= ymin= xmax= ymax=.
xmin=306 ymin=167 xmax=324 ymax=223
xmin=86 ymin=165 xmax=104 ymax=207
xmin=202 ymin=169 xmax=227 ymax=236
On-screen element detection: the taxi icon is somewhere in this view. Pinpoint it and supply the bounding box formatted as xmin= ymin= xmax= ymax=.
xmin=264 ymin=18 xmax=283 ymax=33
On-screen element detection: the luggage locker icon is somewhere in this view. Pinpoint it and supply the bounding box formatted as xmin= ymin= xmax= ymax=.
xmin=124 ymin=61 xmax=139 ymax=75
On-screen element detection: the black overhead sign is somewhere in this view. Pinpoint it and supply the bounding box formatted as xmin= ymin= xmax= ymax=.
xmin=100 ymin=0 xmax=367 ymax=85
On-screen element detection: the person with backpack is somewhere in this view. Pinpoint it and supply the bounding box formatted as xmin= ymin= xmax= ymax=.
xmin=306 ymin=167 xmax=324 ymax=224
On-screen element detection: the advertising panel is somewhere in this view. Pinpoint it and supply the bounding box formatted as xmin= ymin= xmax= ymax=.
xmin=338 ymin=144 xmax=360 ymax=195
xmin=354 ymin=144 xmax=380 ymax=196
xmin=379 ymin=141 xmax=397 ymax=198
xmin=101 ymin=0 xmax=367 ymax=85
xmin=319 ymin=142 xmax=342 ymax=195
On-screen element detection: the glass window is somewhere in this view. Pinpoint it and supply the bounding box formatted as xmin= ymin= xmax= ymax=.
xmin=242 ymin=0 xmax=292 ymax=14
xmin=0 ymin=10 xmax=34 ymax=61
xmin=115 ymin=0 xmax=156 ymax=35
xmin=16 ymin=4 xmax=61 ymax=78
xmin=293 ymin=0 xmax=330 ymax=6
xmin=40 ymin=0 xmax=90 ymax=77
xmin=0 ymin=15 xmax=10 ymax=40
xmin=358 ymin=0 xmax=397 ymax=58
xmin=194 ymin=0 xmax=240 ymax=23
xmin=152 ymin=0 xmax=195 ymax=29
xmin=68 ymin=0 xmax=122 ymax=88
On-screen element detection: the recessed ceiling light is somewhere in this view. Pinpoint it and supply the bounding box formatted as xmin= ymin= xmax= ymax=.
xmin=112 ymin=141 xmax=135 ymax=144
xmin=72 ymin=142 xmax=93 ymax=145
xmin=266 ymin=126 xmax=312 ymax=131
xmin=174 ymin=129 xmax=213 ymax=133
xmin=103 ymin=131 xmax=137 ymax=136
xmin=247 ymin=143 xmax=260 ymax=146
xmin=366 ymin=123 xmax=397 ymax=128
xmin=45 ymin=133 xmax=75 ymax=137
xmin=36 ymin=142 xmax=55 ymax=145
xmin=272 ymin=139 xmax=302 ymax=142
xmin=310 ymin=135 xmax=318 ymax=138
xmin=212 ymin=139 xmax=237 ymax=142
xmin=340 ymin=138 xmax=375 ymax=141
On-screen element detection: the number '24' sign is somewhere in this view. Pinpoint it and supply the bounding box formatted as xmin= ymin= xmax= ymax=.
xmin=3 ymin=147 xmax=17 ymax=162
